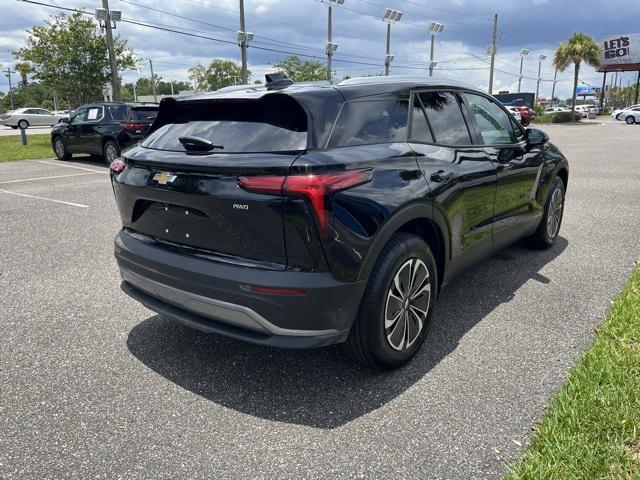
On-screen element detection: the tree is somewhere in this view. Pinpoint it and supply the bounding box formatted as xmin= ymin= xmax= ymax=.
xmin=188 ymin=60 xmax=244 ymax=92
xmin=14 ymin=12 xmax=137 ymax=107
xmin=14 ymin=62 xmax=32 ymax=87
xmin=272 ymin=56 xmax=326 ymax=82
xmin=554 ymin=33 xmax=601 ymax=113
xmin=122 ymin=77 xmax=192 ymax=100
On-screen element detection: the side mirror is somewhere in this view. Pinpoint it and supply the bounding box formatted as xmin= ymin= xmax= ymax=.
xmin=59 ymin=117 xmax=69 ymax=124
xmin=526 ymin=128 xmax=549 ymax=147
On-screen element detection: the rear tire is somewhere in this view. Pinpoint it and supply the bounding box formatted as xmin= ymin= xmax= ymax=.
xmin=102 ymin=139 xmax=120 ymax=165
xmin=626 ymin=116 xmax=635 ymax=125
xmin=53 ymin=136 xmax=71 ymax=161
xmin=18 ymin=120 xmax=28 ymax=130
xmin=521 ymin=118 xmax=530 ymax=127
xmin=343 ymin=233 xmax=437 ymax=370
xmin=525 ymin=176 xmax=565 ymax=249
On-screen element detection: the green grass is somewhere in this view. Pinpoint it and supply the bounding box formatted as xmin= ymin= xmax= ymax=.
xmin=507 ymin=263 xmax=640 ymax=480
xmin=0 ymin=133 xmax=54 ymax=162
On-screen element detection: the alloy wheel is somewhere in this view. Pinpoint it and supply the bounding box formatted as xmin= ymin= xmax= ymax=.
xmin=105 ymin=143 xmax=118 ymax=164
xmin=546 ymin=187 xmax=563 ymax=240
xmin=384 ymin=258 xmax=431 ymax=351
xmin=55 ymin=139 xmax=65 ymax=159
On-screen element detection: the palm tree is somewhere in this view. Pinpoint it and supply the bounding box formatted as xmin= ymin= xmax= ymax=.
xmin=14 ymin=62 xmax=32 ymax=88
xmin=554 ymin=33 xmax=601 ymax=114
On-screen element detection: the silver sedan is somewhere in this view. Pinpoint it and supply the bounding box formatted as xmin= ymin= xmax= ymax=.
xmin=0 ymin=108 xmax=68 ymax=129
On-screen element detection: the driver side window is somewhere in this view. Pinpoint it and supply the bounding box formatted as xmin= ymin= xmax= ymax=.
xmin=71 ymin=108 xmax=88 ymax=124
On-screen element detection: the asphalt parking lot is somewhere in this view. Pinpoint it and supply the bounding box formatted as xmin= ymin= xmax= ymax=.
xmin=1 ymin=118 xmax=639 ymax=479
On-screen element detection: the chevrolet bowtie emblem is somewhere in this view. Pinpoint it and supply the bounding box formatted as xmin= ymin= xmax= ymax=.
xmin=153 ymin=172 xmax=177 ymax=185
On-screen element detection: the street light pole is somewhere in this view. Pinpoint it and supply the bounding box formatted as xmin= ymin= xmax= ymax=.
xmin=382 ymin=8 xmax=402 ymax=76
xmin=517 ymin=48 xmax=529 ymax=93
xmin=535 ymin=54 xmax=546 ymax=105
xmin=239 ymin=0 xmax=247 ymax=84
xmin=427 ymin=22 xmax=445 ymax=77
xmin=101 ymin=0 xmax=121 ymax=101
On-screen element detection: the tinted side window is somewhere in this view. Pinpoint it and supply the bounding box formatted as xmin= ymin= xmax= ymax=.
xmin=409 ymin=95 xmax=433 ymax=143
xmin=419 ymin=92 xmax=471 ymax=146
xmin=328 ymin=98 xmax=408 ymax=148
xmin=70 ymin=108 xmax=87 ymax=124
xmin=108 ymin=105 xmax=128 ymax=121
xmin=464 ymin=93 xmax=516 ymax=145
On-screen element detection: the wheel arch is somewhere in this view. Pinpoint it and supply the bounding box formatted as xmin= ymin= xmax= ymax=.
xmin=357 ymin=202 xmax=449 ymax=293
xmin=556 ymin=166 xmax=568 ymax=191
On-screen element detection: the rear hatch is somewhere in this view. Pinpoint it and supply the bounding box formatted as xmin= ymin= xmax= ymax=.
xmin=112 ymin=95 xmax=309 ymax=267
xmin=123 ymin=106 xmax=159 ymax=136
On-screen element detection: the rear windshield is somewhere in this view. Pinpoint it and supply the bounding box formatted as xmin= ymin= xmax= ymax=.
xmin=129 ymin=108 xmax=158 ymax=123
xmin=142 ymin=96 xmax=308 ymax=153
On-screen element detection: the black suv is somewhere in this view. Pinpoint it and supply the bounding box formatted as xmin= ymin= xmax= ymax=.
xmin=51 ymin=102 xmax=158 ymax=163
xmin=110 ymin=76 xmax=568 ymax=369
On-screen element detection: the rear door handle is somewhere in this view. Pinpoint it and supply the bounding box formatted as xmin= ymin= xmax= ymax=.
xmin=430 ymin=169 xmax=453 ymax=183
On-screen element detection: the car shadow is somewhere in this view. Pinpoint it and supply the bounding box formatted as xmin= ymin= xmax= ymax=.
xmin=126 ymin=237 xmax=568 ymax=429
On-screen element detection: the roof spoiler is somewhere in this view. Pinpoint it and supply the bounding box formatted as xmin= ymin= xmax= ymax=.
xmin=265 ymin=73 xmax=293 ymax=90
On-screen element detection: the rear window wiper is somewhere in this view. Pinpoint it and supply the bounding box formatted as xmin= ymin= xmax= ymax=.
xmin=178 ymin=136 xmax=224 ymax=152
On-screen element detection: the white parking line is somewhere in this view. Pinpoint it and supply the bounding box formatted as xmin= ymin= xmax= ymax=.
xmin=0 ymin=172 xmax=98 ymax=185
xmin=0 ymin=189 xmax=89 ymax=208
xmin=33 ymin=159 xmax=108 ymax=174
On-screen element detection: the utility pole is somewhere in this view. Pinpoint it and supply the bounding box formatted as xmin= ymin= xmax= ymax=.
xmin=53 ymin=90 xmax=58 ymax=111
xmin=325 ymin=0 xmax=342 ymax=82
xmin=101 ymin=0 xmax=121 ymax=101
xmin=535 ymin=55 xmax=546 ymax=105
xmin=517 ymin=48 xmax=529 ymax=93
xmin=239 ymin=0 xmax=248 ymax=84
xmin=133 ymin=82 xmax=137 ymax=102
xmin=488 ymin=13 xmax=498 ymax=95
xmin=427 ymin=22 xmax=445 ymax=77
xmin=149 ymin=59 xmax=157 ymax=103
xmin=170 ymin=80 xmax=174 ymax=96
xmin=3 ymin=67 xmax=14 ymax=110
xmin=550 ymin=67 xmax=558 ymax=105
xmin=382 ymin=8 xmax=402 ymax=76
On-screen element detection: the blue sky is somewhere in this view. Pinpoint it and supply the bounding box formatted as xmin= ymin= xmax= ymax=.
xmin=1 ymin=0 xmax=640 ymax=99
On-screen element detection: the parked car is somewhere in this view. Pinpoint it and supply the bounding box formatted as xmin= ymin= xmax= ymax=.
xmin=515 ymin=105 xmax=535 ymax=126
xmin=613 ymin=106 xmax=640 ymax=124
xmin=544 ymin=107 xmax=569 ymax=113
xmin=574 ymin=105 xmax=592 ymax=118
xmin=0 ymin=107 xmax=68 ymax=129
xmin=506 ymin=106 xmax=522 ymax=123
xmin=110 ymin=75 xmax=569 ymax=369
xmin=51 ymin=102 xmax=158 ymax=163
xmin=612 ymin=104 xmax=640 ymax=120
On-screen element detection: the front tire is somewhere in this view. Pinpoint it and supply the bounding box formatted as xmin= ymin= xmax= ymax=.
xmin=343 ymin=233 xmax=437 ymax=370
xmin=102 ymin=139 xmax=120 ymax=165
xmin=626 ymin=116 xmax=636 ymax=125
xmin=526 ymin=176 xmax=565 ymax=249
xmin=53 ymin=136 xmax=71 ymax=161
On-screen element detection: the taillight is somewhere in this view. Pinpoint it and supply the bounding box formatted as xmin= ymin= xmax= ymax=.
xmin=121 ymin=122 xmax=146 ymax=132
xmin=238 ymin=169 xmax=373 ymax=236
xmin=109 ymin=159 xmax=126 ymax=174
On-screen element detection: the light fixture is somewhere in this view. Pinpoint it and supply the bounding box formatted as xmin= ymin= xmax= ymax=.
xmin=326 ymin=42 xmax=338 ymax=54
xmin=521 ymin=48 xmax=530 ymax=56
xmin=428 ymin=22 xmax=445 ymax=34
xmin=383 ymin=8 xmax=402 ymax=23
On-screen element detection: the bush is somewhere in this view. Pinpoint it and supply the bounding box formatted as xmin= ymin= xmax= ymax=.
xmin=534 ymin=111 xmax=581 ymax=124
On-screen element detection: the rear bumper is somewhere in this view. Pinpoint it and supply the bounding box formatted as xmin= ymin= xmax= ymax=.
xmin=114 ymin=230 xmax=366 ymax=348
